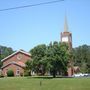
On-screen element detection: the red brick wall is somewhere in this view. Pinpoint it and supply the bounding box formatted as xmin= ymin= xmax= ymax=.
xmin=3 ymin=52 xmax=31 ymax=66
xmin=61 ymin=32 xmax=72 ymax=50
xmin=67 ymin=67 xmax=74 ymax=77
xmin=2 ymin=64 xmax=24 ymax=76
xmin=2 ymin=52 xmax=31 ymax=76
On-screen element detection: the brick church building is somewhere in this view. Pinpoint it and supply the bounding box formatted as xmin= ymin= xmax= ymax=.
xmin=1 ymin=50 xmax=31 ymax=76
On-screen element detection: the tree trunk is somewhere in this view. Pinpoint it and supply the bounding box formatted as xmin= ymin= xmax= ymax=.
xmin=52 ymin=69 xmax=56 ymax=78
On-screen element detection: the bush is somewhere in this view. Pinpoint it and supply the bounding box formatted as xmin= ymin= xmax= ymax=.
xmin=20 ymin=73 xmax=24 ymax=77
xmin=24 ymin=71 xmax=29 ymax=76
xmin=7 ymin=70 xmax=14 ymax=77
xmin=24 ymin=70 xmax=31 ymax=76
xmin=0 ymin=73 xmax=4 ymax=78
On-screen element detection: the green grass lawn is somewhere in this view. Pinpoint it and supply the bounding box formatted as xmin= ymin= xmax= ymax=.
xmin=0 ymin=77 xmax=90 ymax=90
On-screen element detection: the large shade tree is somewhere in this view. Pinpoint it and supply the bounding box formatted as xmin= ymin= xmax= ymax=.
xmin=30 ymin=44 xmax=47 ymax=75
xmin=29 ymin=42 xmax=71 ymax=77
xmin=44 ymin=42 xmax=70 ymax=77
xmin=25 ymin=60 xmax=33 ymax=76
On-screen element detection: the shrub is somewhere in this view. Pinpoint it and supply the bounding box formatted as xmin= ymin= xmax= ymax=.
xmin=24 ymin=71 xmax=29 ymax=76
xmin=0 ymin=73 xmax=4 ymax=78
xmin=20 ymin=73 xmax=23 ymax=77
xmin=7 ymin=70 xmax=14 ymax=77
xmin=24 ymin=70 xmax=31 ymax=76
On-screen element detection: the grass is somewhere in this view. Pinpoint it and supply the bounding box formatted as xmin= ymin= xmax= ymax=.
xmin=0 ymin=77 xmax=90 ymax=90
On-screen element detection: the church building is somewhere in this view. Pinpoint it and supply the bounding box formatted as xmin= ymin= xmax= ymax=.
xmin=1 ymin=50 xmax=31 ymax=76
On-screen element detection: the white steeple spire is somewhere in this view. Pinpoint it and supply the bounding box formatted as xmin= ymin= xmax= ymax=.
xmin=64 ymin=15 xmax=68 ymax=32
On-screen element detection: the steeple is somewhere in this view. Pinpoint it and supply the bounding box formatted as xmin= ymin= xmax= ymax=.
xmin=64 ymin=15 xmax=68 ymax=32
xmin=61 ymin=14 xmax=72 ymax=49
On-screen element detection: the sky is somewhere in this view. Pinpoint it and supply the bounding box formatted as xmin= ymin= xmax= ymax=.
xmin=0 ymin=0 xmax=90 ymax=52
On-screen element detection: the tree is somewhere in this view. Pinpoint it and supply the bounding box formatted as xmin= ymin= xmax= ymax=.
xmin=0 ymin=45 xmax=14 ymax=68
xmin=0 ymin=46 xmax=14 ymax=60
xmin=29 ymin=42 xmax=71 ymax=77
xmin=73 ymin=44 xmax=90 ymax=73
xmin=30 ymin=44 xmax=47 ymax=75
xmin=44 ymin=42 xmax=69 ymax=77
xmin=25 ymin=60 xmax=33 ymax=76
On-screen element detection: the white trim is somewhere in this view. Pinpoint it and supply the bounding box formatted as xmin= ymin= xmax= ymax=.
xmin=1 ymin=61 xmax=25 ymax=69
xmin=1 ymin=50 xmax=31 ymax=62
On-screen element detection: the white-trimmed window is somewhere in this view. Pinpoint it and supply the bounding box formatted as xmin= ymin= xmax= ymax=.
xmin=16 ymin=68 xmax=20 ymax=76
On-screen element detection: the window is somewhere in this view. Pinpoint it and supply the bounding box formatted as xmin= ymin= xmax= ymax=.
xmin=16 ymin=68 xmax=20 ymax=76
xmin=17 ymin=54 xmax=22 ymax=60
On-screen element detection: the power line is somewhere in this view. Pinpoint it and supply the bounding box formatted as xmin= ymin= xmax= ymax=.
xmin=0 ymin=0 xmax=64 ymax=12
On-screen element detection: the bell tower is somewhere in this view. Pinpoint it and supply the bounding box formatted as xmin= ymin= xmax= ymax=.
xmin=61 ymin=16 xmax=74 ymax=77
xmin=61 ymin=15 xmax=72 ymax=50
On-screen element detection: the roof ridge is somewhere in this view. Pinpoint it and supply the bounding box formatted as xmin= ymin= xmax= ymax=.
xmin=1 ymin=50 xmax=31 ymax=62
xmin=1 ymin=61 xmax=25 ymax=69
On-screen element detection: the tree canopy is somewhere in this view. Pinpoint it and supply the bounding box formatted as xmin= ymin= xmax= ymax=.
xmin=30 ymin=42 xmax=70 ymax=77
xmin=0 ymin=45 xmax=14 ymax=68
xmin=1 ymin=43 xmax=90 ymax=77
xmin=73 ymin=44 xmax=90 ymax=73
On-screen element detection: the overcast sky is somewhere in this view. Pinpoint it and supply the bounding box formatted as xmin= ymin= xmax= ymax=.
xmin=0 ymin=0 xmax=90 ymax=51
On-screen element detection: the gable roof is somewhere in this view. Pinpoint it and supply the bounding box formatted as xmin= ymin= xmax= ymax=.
xmin=1 ymin=61 xmax=25 ymax=69
xmin=73 ymin=66 xmax=80 ymax=71
xmin=1 ymin=50 xmax=31 ymax=62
